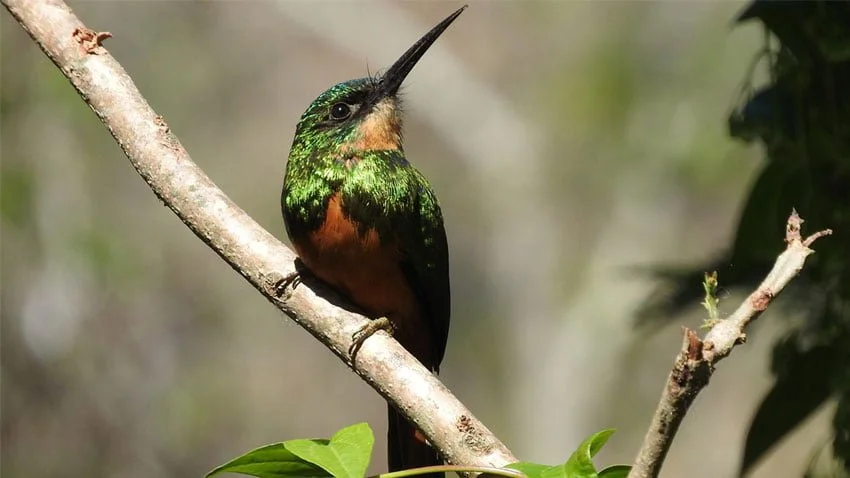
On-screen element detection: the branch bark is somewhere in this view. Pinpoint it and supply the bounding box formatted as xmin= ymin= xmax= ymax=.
xmin=2 ymin=0 xmax=516 ymax=470
xmin=628 ymin=210 xmax=832 ymax=478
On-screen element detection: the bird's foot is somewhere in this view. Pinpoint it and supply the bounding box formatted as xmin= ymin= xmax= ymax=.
xmin=349 ymin=316 xmax=394 ymax=361
xmin=272 ymin=270 xmax=302 ymax=299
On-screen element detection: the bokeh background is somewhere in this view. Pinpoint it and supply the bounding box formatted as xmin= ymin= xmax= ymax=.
xmin=1 ymin=2 xmax=836 ymax=477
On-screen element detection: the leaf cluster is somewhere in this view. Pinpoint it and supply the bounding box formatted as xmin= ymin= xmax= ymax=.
xmin=208 ymin=424 xmax=629 ymax=478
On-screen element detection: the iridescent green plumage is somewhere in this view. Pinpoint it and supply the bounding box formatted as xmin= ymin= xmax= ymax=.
xmin=281 ymin=78 xmax=451 ymax=364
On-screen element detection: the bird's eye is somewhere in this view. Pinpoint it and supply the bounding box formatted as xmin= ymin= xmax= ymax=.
xmin=330 ymin=102 xmax=353 ymax=121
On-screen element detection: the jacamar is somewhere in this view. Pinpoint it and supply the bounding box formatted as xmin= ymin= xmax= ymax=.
xmin=280 ymin=6 xmax=465 ymax=476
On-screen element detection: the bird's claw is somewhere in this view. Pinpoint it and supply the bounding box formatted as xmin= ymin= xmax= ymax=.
xmin=272 ymin=271 xmax=302 ymax=299
xmin=349 ymin=316 xmax=394 ymax=361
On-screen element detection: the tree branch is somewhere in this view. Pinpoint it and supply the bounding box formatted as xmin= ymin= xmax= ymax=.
xmin=2 ymin=0 xmax=516 ymax=469
xmin=628 ymin=210 xmax=832 ymax=478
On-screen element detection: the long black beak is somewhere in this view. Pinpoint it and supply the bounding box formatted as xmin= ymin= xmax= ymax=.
xmin=377 ymin=5 xmax=467 ymax=98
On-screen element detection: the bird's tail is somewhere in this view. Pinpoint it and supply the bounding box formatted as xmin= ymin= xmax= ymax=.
xmin=387 ymin=404 xmax=444 ymax=478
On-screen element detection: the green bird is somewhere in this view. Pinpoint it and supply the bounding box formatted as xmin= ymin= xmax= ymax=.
xmin=280 ymin=6 xmax=466 ymax=476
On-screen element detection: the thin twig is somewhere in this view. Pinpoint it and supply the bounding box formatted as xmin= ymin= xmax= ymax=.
xmin=628 ymin=209 xmax=832 ymax=478
xmin=2 ymin=0 xmax=516 ymax=469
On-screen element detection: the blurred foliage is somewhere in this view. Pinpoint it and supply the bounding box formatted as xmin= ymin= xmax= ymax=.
xmin=639 ymin=1 xmax=850 ymax=475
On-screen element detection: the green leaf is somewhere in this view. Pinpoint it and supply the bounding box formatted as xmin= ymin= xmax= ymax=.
xmin=285 ymin=423 xmax=374 ymax=478
xmin=562 ymin=429 xmax=616 ymax=477
xmin=206 ymin=442 xmax=330 ymax=478
xmin=597 ymin=465 xmax=631 ymax=478
xmin=508 ymin=431 xmax=628 ymax=478
xmin=740 ymin=342 xmax=835 ymax=476
xmin=507 ymin=461 xmax=552 ymax=478
xmin=534 ymin=429 xmax=618 ymax=478
xmin=541 ymin=464 xmax=572 ymax=478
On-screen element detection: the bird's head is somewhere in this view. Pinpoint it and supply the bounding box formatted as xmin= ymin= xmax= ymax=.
xmin=289 ymin=6 xmax=466 ymax=159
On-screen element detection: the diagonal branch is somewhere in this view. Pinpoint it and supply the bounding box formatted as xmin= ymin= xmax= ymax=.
xmin=2 ymin=0 xmax=516 ymax=469
xmin=628 ymin=210 xmax=832 ymax=478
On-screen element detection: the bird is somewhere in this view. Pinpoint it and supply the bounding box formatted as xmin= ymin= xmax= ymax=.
xmin=280 ymin=6 xmax=465 ymax=477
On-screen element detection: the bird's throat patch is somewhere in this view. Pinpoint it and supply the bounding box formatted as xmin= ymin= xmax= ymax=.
xmin=347 ymin=98 xmax=402 ymax=152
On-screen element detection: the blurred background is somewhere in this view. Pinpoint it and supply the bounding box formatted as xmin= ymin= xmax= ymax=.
xmin=1 ymin=2 xmax=839 ymax=477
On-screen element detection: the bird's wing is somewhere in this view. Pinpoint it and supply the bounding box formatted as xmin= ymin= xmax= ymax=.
xmin=399 ymin=176 xmax=451 ymax=371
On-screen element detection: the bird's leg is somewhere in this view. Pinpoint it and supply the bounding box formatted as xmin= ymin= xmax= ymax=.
xmin=349 ymin=317 xmax=394 ymax=361
xmin=273 ymin=270 xmax=302 ymax=299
